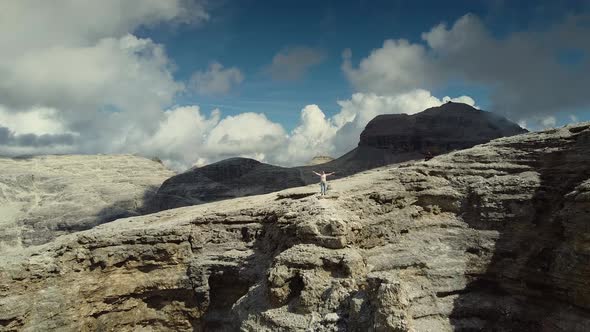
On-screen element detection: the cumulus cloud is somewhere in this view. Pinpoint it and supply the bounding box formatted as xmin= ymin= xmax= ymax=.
xmin=277 ymin=105 xmax=338 ymax=165
xmin=268 ymin=47 xmax=325 ymax=80
xmin=1 ymin=34 xmax=182 ymax=115
xmin=0 ymin=106 xmax=69 ymax=136
xmin=0 ymin=0 xmax=207 ymax=57
xmin=140 ymin=106 xmax=220 ymax=168
xmin=190 ymin=62 xmax=244 ymax=95
xmin=0 ymin=1 xmax=205 ymax=161
xmin=205 ymin=112 xmax=286 ymax=158
xmin=344 ymin=13 xmax=590 ymax=123
xmin=342 ymin=41 xmax=442 ymax=95
xmin=136 ymin=107 xmax=287 ymax=171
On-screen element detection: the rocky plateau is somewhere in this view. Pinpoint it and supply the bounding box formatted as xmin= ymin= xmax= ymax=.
xmin=1 ymin=121 xmax=589 ymax=331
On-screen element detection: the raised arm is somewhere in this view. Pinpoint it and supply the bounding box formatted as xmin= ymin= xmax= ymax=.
xmin=312 ymin=171 xmax=321 ymax=176
xmin=326 ymin=172 xmax=336 ymax=176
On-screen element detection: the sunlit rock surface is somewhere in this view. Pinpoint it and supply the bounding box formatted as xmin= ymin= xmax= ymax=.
xmin=0 ymin=154 xmax=174 ymax=250
xmin=1 ymin=123 xmax=589 ymax=331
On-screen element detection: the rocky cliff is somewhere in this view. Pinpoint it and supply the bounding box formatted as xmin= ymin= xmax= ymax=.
xmin=0 ymin=154 xmax=174 ymax=250
xmin=1 ymin=122 xmax=589 ymax=331
xmin=359 ymin=101 xmax=527 ymax=153
xmin=153 ymin=102 xmax=526 ymax=211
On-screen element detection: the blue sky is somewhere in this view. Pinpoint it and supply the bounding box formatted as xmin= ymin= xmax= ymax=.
xmin=134 ymin=0 xmax=590 ymax=130
xmin=0 ymin=0 xmax=589 ymax=169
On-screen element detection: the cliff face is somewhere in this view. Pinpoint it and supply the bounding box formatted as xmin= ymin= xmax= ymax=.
xmin=0 ymin=155 xmax=174 ymax=250
xmin=359 ymin=102 xmax=527 ymax=154
xmin=153 ymin=102 xmax=526 ymax=211
xmin=1 ymin=122 xmax=589 ymax=331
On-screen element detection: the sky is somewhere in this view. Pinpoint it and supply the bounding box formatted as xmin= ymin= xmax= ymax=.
xmin=0 ymin=0 xmax=589 ymax=171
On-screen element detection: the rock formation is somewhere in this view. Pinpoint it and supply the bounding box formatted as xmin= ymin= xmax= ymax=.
xmin=151 ymin=158 xmax=306 ymax=211
xmin=153 ymin=102 xmax=526 ymax=211
xmin=1 ymin=122 xmax=589 ymax=331
xmin=0 ymin=154 xmax=174 ymax=250
xmin=358 ymin=101 xmax=527 ymax=154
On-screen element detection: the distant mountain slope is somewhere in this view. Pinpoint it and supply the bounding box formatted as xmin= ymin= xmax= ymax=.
xmin=152 ymin=102 xmax=527 ymax=211
xmin=150 ymin=158 xmax=305 ymax=211
xmin=0 ymin=154 xmax=174 ymax=249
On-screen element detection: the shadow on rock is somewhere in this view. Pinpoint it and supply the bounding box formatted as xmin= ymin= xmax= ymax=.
xmin=452 ymin=126 xmax=590 ymax=331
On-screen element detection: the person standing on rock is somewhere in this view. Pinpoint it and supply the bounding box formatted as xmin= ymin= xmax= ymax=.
xmin=312 ymin=170 xmax=335 ymax=196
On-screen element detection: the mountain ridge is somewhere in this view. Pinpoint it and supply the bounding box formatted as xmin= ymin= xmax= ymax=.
xmin=152 ymin=102 xmax=527 ymax=211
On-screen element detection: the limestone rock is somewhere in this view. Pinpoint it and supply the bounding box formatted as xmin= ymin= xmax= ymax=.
xmin=0 ymin=154 xmax=174 ymax=250
xmin=359 ymin=101 xmax=527 ymax=154
xmin=1 ymin=122 xmax=589 ymax=331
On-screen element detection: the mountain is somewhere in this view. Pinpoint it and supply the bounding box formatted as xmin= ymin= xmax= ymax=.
xmin=150 ymin=157 xmax=305 ymax=211
xmin=359 ymin=101 xmax=526 ymax=153
xmin=2 ymin=122 xmax=589 ymax=331
xmin=152 ymin=102 xmax=527 ymax=211
xmin=0 ymin=154 xmax=174 ymax=249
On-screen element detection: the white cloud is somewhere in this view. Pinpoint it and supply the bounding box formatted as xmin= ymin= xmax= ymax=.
xmin=268 ymin=47 xmax=325 ymax=80
xmin=0 ymin=1 xmax=207 ymax=161
xmin=0 ymin=106 xmax=69 ymax=135
xmin=141 ymin=106 xmax=220 ymax=168
xmin=205 ymin=112 xmax=286 ymax=157
xmin=541 ymin=116 xmax=557 ymax=128
xmin=138 ymin=108 xmax=286 ymax=172
xmin=1 ymin=34 xmax=182 ymax=116
xmin=0 ymin=0 xmax=207 ymax=56
xmin=517 ymin=115 xmax=563 ymax=131
xmin=344 ymin=13 xmax=590 ymax=124
xmin=277 ymin=105 xmax=338 ymax=165
xmin=342 ymin=40 xmax=442 ymax=95
xmin=190 ymin=62 xmax=244 ymax=95
xmin=443 ymin=96 xmax=478 ymax=108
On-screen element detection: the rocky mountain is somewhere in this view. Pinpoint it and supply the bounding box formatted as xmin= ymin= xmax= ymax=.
xmin=150 ymin=158 xmax=306 ymax=211
xmin=0 ymin=154 xmax=174 ymax=250
xmin=359 ymin=101 xmax=526 ymax=153
xmin=2 ymin=122 xmax=589 ymax=331
xmin=153 ymin=102 xmax=526 ymax=211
